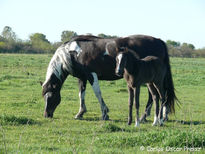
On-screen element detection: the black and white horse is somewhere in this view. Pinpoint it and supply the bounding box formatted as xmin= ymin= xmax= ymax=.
xmin=41 ymin=35 xmax=177 ymax=121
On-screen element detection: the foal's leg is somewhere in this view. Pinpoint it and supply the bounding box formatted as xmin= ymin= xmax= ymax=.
xmin=140 ymin=90 xmax=153 ymax=122
xmin=147 ymin=83 xmax=160 ymax=126
xmin=89 ymin=72 xmax=109 ymax=120
xmin=128 ymin=86 xmax=134 ymax=125
xmin=153 ymin=82 xmax=165 ymax=126
xmin=134 ymin=86 xmax=140 ymax=127
xmin=75 ymin=79 xmax=87 ymax=119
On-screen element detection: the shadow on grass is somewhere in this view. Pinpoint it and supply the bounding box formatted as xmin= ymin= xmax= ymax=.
xmin=0 ymin=115 xmax=40 ymax=126
xmin=172 ymin=120 xmax=205 ymax=125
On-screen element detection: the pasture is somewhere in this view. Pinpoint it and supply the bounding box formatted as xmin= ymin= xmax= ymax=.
xmin=0 ymin=54 xmax=205 ymax=153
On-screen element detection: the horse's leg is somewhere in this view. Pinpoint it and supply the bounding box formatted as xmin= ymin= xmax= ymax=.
xmin=134 ymin=86 xmax=140 ymax=127
xmin=128 ymin=86 xmax=134 ymax=125
xmin=140 ymin=89 xmax=153 ymax=122
xmin=147 ymin=83 xmax=159 ymax=126
xmin=75 ymin=79 xmax=87 ymax=119
xmin=153 ymin=82 xmax=165 ymax=126
xmin=163 ymin=104 xmax=169 ymax=122
xmin=89 ymin=72 xmax=109 ymax=120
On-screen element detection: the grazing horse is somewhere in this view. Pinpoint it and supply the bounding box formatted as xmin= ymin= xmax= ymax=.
xmin=115 ymin=49 xmax=167 ymax=126
xmin=41 ymin=35 xmax=177 ymax=120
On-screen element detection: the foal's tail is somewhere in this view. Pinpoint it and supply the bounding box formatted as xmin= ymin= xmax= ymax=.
xmin=163 ymin=43 xmax=179 ymax=113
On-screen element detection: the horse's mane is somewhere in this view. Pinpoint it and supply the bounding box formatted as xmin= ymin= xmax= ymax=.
xmin=69 ymin=35 xmax=103 ymax=42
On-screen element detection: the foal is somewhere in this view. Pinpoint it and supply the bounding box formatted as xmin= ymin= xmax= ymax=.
xmin=116 ymin=49 xmax=167 ymax=127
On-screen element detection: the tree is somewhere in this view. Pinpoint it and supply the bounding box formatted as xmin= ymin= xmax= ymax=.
xmin=166 ymin=40 xmax=180 ymax=48
xmin=29 ymin=33 xmax=54 ymax=53
xmin=61 ymin=31 xmax=77 ymax=43
xmin=29 ymin=33 xmax=50 ymax=43
xmin=1 ymin=26 xmax=16 ymax=41
xmin=98 ymin=33 xmax=117 ymax=38
xmin=181 ymin=43 xmax=195 ymax=50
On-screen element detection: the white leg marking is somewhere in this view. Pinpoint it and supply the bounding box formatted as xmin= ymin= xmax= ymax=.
xmin=79 ymin=91 xmax=85 ymax=104
xmin=152 ymin=115 xmax=159 ymax=126
xmin=135 ymin=121 xmax=140 ymax=127
xmin=91 ymin=73 xmax=103 ymax=103
xmin=163 ymin=106 xmax=167 ymax=118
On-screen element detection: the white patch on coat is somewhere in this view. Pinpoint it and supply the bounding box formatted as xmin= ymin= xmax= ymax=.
xmin=117 ymin=53 xmax=123 ymax=63
xmin=42 ymin=41 xmax=83 ymax=87
xmin=43 ymin=46 xmax=72 ymax=87
xmin=116 ymin=53 xmax=123 ymax=73
xmin=104 ymin=41 xmax=116 ymax=56
xmin=65 ymin=41 xmax=82 ymax=56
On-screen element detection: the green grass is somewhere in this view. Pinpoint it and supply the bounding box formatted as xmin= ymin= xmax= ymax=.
xmin=0 ymin=54 xmax=205 ymax=153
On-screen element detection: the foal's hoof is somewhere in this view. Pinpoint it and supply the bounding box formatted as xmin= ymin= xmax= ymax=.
xmin=135 ymin=121 xmax=140 ymax=127
xmin=152 ymin=121 xmax=158 ymax=126
xmin=159 ymin=119 xmax=164 ymax=126
xmin=102 ymin=114 xmax=109 ymax=120
xmin=127 ymin=121 xmax=132 ymax=125
xmin=140 ymin=114 xmax=148 ymax=123
xmin=163 ymin=116 xmax=169 ymax=122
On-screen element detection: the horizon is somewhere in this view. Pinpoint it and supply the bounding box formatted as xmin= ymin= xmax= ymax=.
xmin=0 ymin=0 xmax=205 ymax=49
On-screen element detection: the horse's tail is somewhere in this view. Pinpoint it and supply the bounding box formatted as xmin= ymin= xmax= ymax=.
xmin=162 ymin=42 xmax=179 ymax=113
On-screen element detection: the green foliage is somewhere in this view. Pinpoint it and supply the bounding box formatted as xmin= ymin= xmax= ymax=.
xmin=0 ymin=54 xmax=205 ymax=153
xmin=98 ymin=33 xmax=118 ymax=38
xmin=167 ymin=39 xmax=204 ymax=58
xmin=61 ymin=30 xmax=77 ymax=43
xmin=29 ymin=33 xmax=54 ymax=53
xmin=166 ymin=40 xmax=181 ymax=47
xmin=1 ymin=26 xmax=16 ymax=41
xmin=0 ymin=26 xmax=204 ymax=57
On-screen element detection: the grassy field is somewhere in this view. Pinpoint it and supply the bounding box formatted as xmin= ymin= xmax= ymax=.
xmin=0 ymin=54 xmax=205 ymax=153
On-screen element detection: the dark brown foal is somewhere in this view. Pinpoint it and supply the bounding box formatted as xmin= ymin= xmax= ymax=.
xmin=115 ymin=50 xmax=167 ymax=127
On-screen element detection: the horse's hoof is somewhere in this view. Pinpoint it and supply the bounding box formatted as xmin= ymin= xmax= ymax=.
xmin=140 ymin=117 xmax=148 ymax=123
xmin=163 ymin=116 xmax=169 ymax=122
xmin=74 ymin=114 xmax=83 ymax=120
xmin=140 ymin=114 xmax=148 ymax=123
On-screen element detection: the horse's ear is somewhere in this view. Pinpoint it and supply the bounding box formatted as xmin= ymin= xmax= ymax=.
xmin=40 ymin=81 xmax=44 ymax=86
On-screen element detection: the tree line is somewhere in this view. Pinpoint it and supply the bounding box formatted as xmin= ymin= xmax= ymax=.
xmin=0 ymin=26 xmax=205 ymax=57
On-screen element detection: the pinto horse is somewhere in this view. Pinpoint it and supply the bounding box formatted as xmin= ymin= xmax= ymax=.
xmin=41 ymin=35 xmax=177 ymax=120
xmin=116 ymin=49 xmax=167 ymax=127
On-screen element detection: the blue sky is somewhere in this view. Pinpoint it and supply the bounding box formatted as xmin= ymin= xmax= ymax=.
xmin=0 ymin=0 xmax=205 ymax=48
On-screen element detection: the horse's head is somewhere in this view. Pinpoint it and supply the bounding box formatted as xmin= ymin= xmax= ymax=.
xmin=115 ymin=51 xmax=128 ymax=77
xmin=41 ymin=74 xmax=62 ymax=118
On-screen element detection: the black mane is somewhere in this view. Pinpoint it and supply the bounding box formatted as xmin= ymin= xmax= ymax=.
xmin=70 ymin=35 xmax=102 ymax=42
